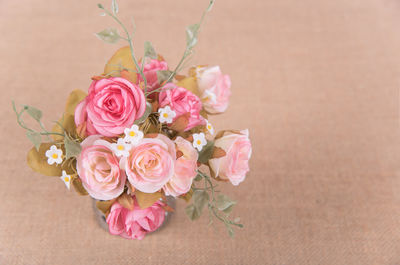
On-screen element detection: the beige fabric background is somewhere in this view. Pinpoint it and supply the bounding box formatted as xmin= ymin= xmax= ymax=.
xmin=1 ymin=0 xmax=400 ymax=264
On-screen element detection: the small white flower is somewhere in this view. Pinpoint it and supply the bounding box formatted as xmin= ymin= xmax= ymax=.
xmin=123 ymin=124 xmax=144 ymax=144
xmin=60 ymin=170 xmax=71 ymax=190
xmin=111 ymin=138 xmax=132 ymax=157
xmin=45 ymin=145 xmax=63 ymax=165
xmin=205 ymin=120 xmax=214 ymax=135
xmin=192 ymin=133 xmax=207 ymax=151
xmin=158 ymin=106 xmax=176 ymax=123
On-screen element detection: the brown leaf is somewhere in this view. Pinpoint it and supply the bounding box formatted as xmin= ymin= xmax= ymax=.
xmin=71 ymin=176 xmax=89 ymax=196
xmin=212 ymin=147 xmax=226 ymax=159
xmin=214 ymin=130 xmax=243 ymax=140
xmin=27 ymin=143 xmax=63 ymax=177
xmin=161 ymin=204 xmax=175 ymax=212
xmin=117 ymin=192 xmax=135 ymax=210
xmin=96 ymin=199 xmax=116 ymax=216
xmin=135 ymin=190 xmax=162 ymax=209
xmin=176 ymin=150 xmax=184 ymax=159
xmin=151 ymin=100 xmax=159 ymax=113
xmin=169 ymin=113 xmax=190 ymax=132
xmin=174 ymin=74 xmax=186 ymax=81
xmin=179 ymin=188 xmax=194 ymax=202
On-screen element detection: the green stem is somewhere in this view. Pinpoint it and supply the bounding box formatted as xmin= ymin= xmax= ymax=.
xmin=101 ymin=8 xmax=148 ymax=93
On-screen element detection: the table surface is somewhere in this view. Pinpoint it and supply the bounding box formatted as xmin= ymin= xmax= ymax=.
xmin=1 ymin=0 xmax=400 ymax=264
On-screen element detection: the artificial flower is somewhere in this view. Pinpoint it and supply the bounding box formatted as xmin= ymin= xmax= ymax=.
xmin=192 ymin=133 xmax=207 ymax=152
xmin=163 ymin=137 xmax=198 ymax=197
xmin=209 ymin=130 xmax=252 ymax=186
xmin=159 ymin=84 xmax=206 ymax=130
xmin=123 ymin=134 xmax=175 ymax=193
xmin=76 ymin=135 xmax=126 ymax=200
xmin=45 ymin=145 xmax=63 ymax=165
xmin=195 ymin=65 xmax=231 ymax=114
xmin=106 ymin=196 xmax=166 ymax=240
xmin=60 ymin=170 xmax=71 ymax=190
xmin=123 ymin=124 xmax=144 ymax=144
xmin=158 ymin=106 xmax=176 ymax=124
xmin=111 ymin=138 xmax=132 ymax=158
xmin=75 ymin=77 xmax=146 ymax=137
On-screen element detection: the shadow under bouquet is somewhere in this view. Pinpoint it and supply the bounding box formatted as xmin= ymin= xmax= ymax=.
xmin=13 ymin=0 xmax=252 ymax=240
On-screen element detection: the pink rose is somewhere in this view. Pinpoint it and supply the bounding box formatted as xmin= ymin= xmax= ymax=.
xmin=75 ymin=77 xmax=146 ymax=137
xmin=106 ymin=197 xmax=165 ymax=240
xmin=209 ymin=130 xmax=252 ymax=186
xmin=123 ymin=134 xmax=175 ymax=193
xmin=76 ymin=135 xmax=126 ymax=200
xmin=196 ymin=66 xmax=231 ymax=114
xmin=159 ymin=84 xmax=206 ymax=131
xmin=138 ymin=59 xmax=168 ymax=93
xmin=163 ymin=137 xmax=198 ymax=197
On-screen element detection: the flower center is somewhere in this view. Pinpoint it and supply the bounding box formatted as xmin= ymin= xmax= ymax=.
xmin=196 ymin=140 xmax=201 ymax=145
xmin=52 ymin=153 xmax=58 ymax=159
xmin=207 ymin=125 xmax=212 ymax=129
xmin=117 ymin=145 xmax=125 ymax=151
xmin=64 ymin=177 xmax=69 ymax=182
xmin=163 ymin=113 xmax=168 ymax=118
xmin=129 ymin=131 xmax=136 ymax=137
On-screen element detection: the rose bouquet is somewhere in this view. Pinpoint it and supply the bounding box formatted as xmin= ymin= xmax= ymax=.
xmin=12 ymin=0 xmax=252 ymax=240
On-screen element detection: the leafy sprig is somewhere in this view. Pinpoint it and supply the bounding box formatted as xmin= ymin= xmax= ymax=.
xmin=12 ymin=102 xmax=81 ymax=158
xmin=186 ymin=170 xmax=243 ymax=237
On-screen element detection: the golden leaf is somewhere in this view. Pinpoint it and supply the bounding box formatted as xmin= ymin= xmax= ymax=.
xmin=135 ymin=190 xmax=162 ymax=209
xmin=52 ymin=89 xmax=87 ymax=141
xmin=104 ymin=46 xmax=137 ymax=84
xmin=117 ymin=192 xmax=135 ymax=210
xmin=176 ymin=76 xmax=201 ymax=97
xmin=64 ymin=89 xmax=87 ymax=116
xmin=27 ymin=143 xmax=63 ymax=176
xmin=71 ymin=176 xmax=88 ymax=196
xmin=96 ymin=199 xmax=116 ymax=216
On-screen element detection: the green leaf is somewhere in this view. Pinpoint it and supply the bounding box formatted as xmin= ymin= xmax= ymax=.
xmin=64 ymin=136 xmax=82 ymax=159
xmin=97 ymin=3 xmax=104 ymax=9
xmin=111 ymin=0 xmax=118 ymax=15
xmin=186 ymin=24 xmax=200 ymax=49
xmin=194 ymin=174 xmax=202 ymax=182
xmin=198 ymin=141 xmax=214 ymax=164
xmin=157 ymin=70 xmax=173 ymax=84
xmin=134 ymin=102 xmax=152 ymax=125
xmin=225 ymin=223 xmax=235 ymax=238
xmin=216 ymin=194 xmax=236 ymax=215
xmin=23 ymin=105 xmax=42 ymax=122
xmin=185 ymin=204 xmax=200 ymax=221
xmin=26 ymin=131 xmax=41 ymax=151
xmin=193 ymin=190 xmax=209 ymax=214
xmin=95 ymin=28 xmax=120 ymax=44
xmin=144 ymin=41 xmax=157 ymax=59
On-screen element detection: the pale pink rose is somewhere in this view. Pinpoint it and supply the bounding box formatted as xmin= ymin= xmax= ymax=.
xmin=138 ymin=59 xmax=168 ymax=94
xmin=209 ymin=130 xmax=252 ymax=186
xmin=106 ymin=196 xmax=165 ymax=240
xmin=75 ymin=77 xmax=146 ymax=137
xmin=76 ymin=135 xmax=126 ymax=200
xmin=159 ymin=84 xmax=206 ymax=130
xmin=123 ymin=134 xmax=175 ymax=193
xmin=163 ymin=137 xmax=198 ymax=197
xmin=196 ymin=66 xmax=231 ymax=114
